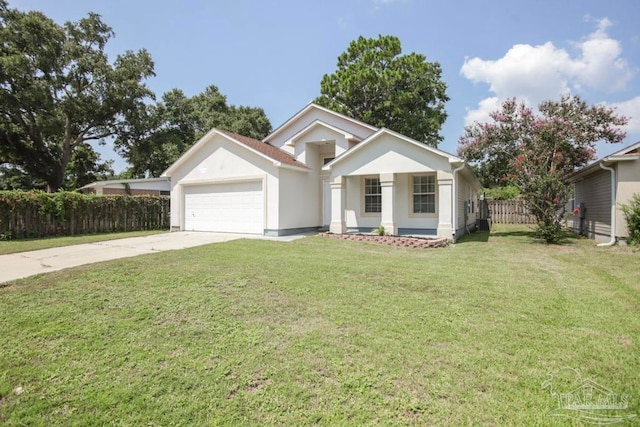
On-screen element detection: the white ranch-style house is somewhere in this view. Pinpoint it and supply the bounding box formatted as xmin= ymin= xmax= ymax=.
xmin=162 ymin=104 xmax=482 ymax=240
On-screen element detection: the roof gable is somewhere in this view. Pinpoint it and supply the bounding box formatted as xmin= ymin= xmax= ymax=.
xmin=570 ymin=140 xmax=640 ymax=180
xmin=162 ymin=129 xmax=308 ymax=177
xmin=219 ymin=130 xmax=308 ymax=169
xmin=284 ymin=119 xmax=360 ymax=146
xmin=322 ymin=128 xmax=483 ymax=190
xmin=264 ymin=103 xmax=378 ymax=145
xmin=324 ymin=128 xmax=460 ymax=171
xmin=612 ymin=140 xmax=640 ymax=156
xmin=80 ymin=177 xmax=169 ymax=189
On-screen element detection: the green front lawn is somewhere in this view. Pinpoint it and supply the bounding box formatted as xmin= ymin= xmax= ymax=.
xmin=0 ymin=230 xmax=166 ymax=255
xmin=1 ymin=225 xmax=638 ymax=425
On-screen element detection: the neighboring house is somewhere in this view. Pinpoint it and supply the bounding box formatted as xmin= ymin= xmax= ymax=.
xmin=161 ymin=103 xmax=482 ymax=240
xmin=79 ymin=177 xmax=170 ymax=196
xmin=568 ymin=141 xmax=640 ymax=244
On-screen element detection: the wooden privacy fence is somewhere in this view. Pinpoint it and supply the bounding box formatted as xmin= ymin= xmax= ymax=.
xmin=486 ymin=199 xmax=537 ymax=224
xmin=0 ymin=191 xmax=170 ymax=239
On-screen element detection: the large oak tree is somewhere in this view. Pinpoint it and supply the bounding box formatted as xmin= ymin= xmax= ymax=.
xmin=0 ymin=1 xmax=154 ymax=191
xmin=315 ymin=35 xmax=449 ymax=146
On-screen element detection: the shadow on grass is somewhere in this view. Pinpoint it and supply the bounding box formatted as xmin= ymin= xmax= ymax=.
xmin=493 ymin=226 xmax=585 ymax=246
xmin=489 ymin=229 xmax=536 ymax=238
xmin=532 ymin=231 xmax=585 ymax=246
xmin=455 ymin=231 xmax=490 ymax=244
xmin=457 ymin=226 xmax=586 ymax=246
xmin=455 ymin=225 xmax=536 ymax=244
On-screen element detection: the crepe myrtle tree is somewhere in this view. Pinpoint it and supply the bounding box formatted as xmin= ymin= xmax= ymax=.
xmin=458 ymin=95 xmax=627 ymax=243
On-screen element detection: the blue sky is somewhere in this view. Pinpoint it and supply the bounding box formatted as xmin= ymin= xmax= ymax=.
xmin=12 ymin=0 xmax=640 ymax=173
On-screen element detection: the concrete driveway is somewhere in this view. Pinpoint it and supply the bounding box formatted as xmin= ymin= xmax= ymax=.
xmin=0 ymin=231 xmax=305 ymax=284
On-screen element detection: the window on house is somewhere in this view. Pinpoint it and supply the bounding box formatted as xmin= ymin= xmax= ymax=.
xmin=412 ymin=175 xmax=436 ymax=214
xmin=364 ymin=177 xmax=381 ymax=213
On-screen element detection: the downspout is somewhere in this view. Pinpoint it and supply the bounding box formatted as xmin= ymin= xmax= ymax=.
xmin=597 ymin=162 xmax=616 ymax=247
xmin=452 ymin=163 xmax=466 ymax=241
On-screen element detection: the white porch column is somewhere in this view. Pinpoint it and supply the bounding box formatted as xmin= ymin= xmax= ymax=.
xmin=437 ymin=171 xmax=454 ymax=239
xmin=379 ymin=173 xmax=397 ymax=235
xmin=329 ymin=175 xmax=346 ymax=234
xmin=172 ymin=183 xmax=183 ymax=231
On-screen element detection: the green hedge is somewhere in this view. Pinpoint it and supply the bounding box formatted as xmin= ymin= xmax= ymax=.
xmin=0 ymin=191 xmax=170 ymax=240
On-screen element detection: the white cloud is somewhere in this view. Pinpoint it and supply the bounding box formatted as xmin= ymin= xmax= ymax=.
xmin=461 ymin=18 xmax=635 ymax=125
xmin=464 ymin=97 xmax=500 ymax=125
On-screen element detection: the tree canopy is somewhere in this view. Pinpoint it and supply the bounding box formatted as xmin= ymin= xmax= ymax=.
xmin=458 ymin=95 xmax=628 ymax=242
xmin=315 ymin=35 xmax=449 ymax=146
xmin=115 ymin=85 xmax=272 ymax=178
xmin=0 ymin=1 xmax=154 ymax=191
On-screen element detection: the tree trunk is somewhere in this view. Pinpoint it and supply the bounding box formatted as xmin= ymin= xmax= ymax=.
xmin=46 ymin=163 xmax=66 ymax=193
xmin=44 ymin=116 xmax=78 ymax=192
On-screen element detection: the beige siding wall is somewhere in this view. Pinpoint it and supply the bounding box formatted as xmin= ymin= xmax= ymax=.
xmin=616 ymin=160 xmax=640 ymax=238
xmin=455 ymin=175 xmax=477 ymax=237
xmin=573 ymin=169 xmax=612 ymax=242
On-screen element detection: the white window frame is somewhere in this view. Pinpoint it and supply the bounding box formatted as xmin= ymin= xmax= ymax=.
xmin=362 ymin=176 xmax=382 ymax=215
xmin=410 ymin=174 xmax=437 ymax=217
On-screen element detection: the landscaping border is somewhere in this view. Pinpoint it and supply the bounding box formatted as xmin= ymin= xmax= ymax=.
xmin=321 ymin=233 xmax=449 ymax=248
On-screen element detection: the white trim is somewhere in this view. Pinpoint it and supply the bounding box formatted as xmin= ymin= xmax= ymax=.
xmin=162 ymin=129 xmax=306 ymax=177
xmin=408 ymin=173 xmax=438 ymax=218
xmin=178 ymin=175 xmax=266 ymax=186
xmin=79 ymin=177 xmax=169 ymax=190
xmin=452 ymin=163 xmax=466 ymax=239
xmin=162 ymin=127 xmax=219 ymax=176
xmin=606 ymin=155 xmax=639 ymax=161
xmin=264 ymin=103 xmax=378 ymax=143
xmin=284 ymin=119 xmax=360 ymax=147
xmin=596 ymin=163 xmax=616 ymax=247
xmin=361 ymin=175 xmax=382 ymax=216
xmin=323 ymin=128 xmax=461 ymax=171
xmin=329 ymin=175 xmax=347 ymax=234
xmin=609 ymin=140 xmax=640 ymax=156
xmin=180 ymin=176 xmax=266 ymax=234
xmin=274 ymin=162 xmax=311 ymax=172
xmin=570 ymin=141 xmax=640 ymax=181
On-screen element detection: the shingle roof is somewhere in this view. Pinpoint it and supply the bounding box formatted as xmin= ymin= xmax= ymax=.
xmin=569 ymin=140 xmax=640 ymax=181
xmin=219 ymin=130 xmax=308 ymax=169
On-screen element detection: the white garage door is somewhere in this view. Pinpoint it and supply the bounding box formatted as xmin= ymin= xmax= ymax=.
xmin=184 ymin=181 xmax=264 ymax=234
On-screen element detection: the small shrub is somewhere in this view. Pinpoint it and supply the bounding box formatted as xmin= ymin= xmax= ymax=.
xmin=372 ymin=225 xmax=387 ymax=236
xmin=534 ymin=220 xmax=562 ymax=244
xmin=621 ymin=193 xmax=640 ymax=245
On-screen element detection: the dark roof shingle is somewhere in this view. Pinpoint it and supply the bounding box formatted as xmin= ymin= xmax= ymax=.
xmin=219 ymin=130 xmax=308 ymax=169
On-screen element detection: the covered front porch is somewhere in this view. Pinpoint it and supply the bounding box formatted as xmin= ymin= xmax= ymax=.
xmin=328 ymin=171 xmax=454 ymax=239
xmin=321 ymin=128 xmax=481 ymax=241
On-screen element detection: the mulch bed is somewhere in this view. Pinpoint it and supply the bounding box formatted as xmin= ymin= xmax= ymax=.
xmin=320 ymin=233 xmax=449 ymax=248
